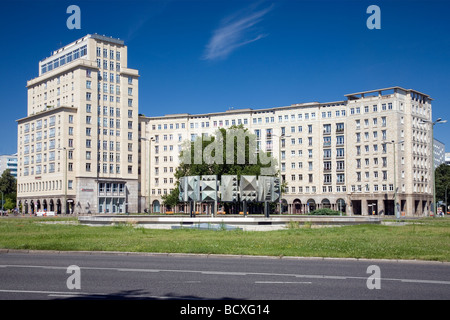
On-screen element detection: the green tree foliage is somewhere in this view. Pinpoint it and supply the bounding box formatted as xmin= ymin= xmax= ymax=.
xmin=436 ymin=163 xmax=450 ymax=206
xmin=0 ymin=169 xmax=17 ymax=210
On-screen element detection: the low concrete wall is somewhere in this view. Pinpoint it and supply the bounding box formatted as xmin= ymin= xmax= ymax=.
xmin=78 ymin=215 xmax=381 ymax=231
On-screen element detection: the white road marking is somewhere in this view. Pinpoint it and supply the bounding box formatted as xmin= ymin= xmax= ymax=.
xmin=255 ymin=281 xmax=312 ymax=284
xmin=1 ymin=264 xmax=450 ymax=285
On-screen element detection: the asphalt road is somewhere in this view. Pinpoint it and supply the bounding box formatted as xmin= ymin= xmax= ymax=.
xmin=0 ymin=251 xmax=449 ymax=302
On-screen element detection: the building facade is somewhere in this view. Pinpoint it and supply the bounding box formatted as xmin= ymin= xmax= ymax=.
xmin=0 ymin=153 xmax=18 ymax=178
xmin=17 ymin=34 xmax=140 ymax=214
xmin=16 ymin=35 xmax=434 ymax=216
xmin=434 ymin=138 xmax=445 ymax=168
xmin=139 ymin=87 xmax=434 ymax=216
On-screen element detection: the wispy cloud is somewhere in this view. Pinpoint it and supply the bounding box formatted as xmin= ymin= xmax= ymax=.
xmin=202 ymin=2 xmax=274 ymax=61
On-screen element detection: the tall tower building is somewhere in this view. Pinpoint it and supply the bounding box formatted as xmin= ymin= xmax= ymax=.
xmin=17 ymin=34 xmax=139 ymax=214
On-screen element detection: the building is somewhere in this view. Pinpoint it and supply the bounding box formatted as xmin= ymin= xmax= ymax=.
xmin=16 ymin=35 xmax=435 ymax=216
xmin=434 ymin=138 xmax=445 ymax=168
xmin=0 ymin=153 xmax=18 ymax=178
xmin=139 ymin=87 xmax=434 ymax=216
xmin=446 ymin=152 xmax=450 ymax=166
xmin=17 ymin=34 xmax=140 ymax=214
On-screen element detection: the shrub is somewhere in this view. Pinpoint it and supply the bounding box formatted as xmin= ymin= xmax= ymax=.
xmin=308 ymin=208 xmax=342 ymax=216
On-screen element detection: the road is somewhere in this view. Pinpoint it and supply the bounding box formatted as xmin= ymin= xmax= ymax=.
xmin=0 ymin=251 xmax=449 ymax=302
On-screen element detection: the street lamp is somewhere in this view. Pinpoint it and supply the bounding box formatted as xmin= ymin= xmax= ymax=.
xmin=420 ymin=118 xmax=447 ymax=217
xmin=386 ymin=140 xmax=404 ymax=219
xmin=445 ymin=183 xmax=450 ymax=217
xmin=272 ymin=133 xmax=291 ymax=214
xmin=139 ymin=136 xmax=155 ymax=213
xmin=58 ymin=147 xmax=74 ymax=214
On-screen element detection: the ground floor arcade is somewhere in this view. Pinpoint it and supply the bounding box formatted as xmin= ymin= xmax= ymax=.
xmin=146 ymin=193 xmax=433 ymax=217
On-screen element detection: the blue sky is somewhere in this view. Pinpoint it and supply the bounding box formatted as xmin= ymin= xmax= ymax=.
xmin=0 ymin=0 xmax=449 ymax=155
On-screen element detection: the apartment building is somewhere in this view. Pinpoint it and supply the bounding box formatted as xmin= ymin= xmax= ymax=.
xmin=0 ymin=153 xmax=18 ymax=178
xmin=15 ymin=35 xmax=434 ymax=216
xmin=17 ymin=34 xmax=140 ymax=214
xmin=434 ymin=138 xmax=445 ymax=168
xmin=139 ymin=87 xmax=434 ymax=216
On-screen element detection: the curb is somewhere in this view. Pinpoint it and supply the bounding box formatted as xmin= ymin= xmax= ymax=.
xmin=1 ymin=248 xmax=449 ymax=265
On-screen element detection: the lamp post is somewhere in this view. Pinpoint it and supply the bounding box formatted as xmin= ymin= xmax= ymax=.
xmin=444 ymin=183 xmax=450 ymax=216
xmin=420 ymin=118 xmax=447 ymax=217
xmin=139 ymin=136 xmax=155 ymax=213
xmin=272 ymin=133 xmax=291 ymax=214
xmin=58 ymin=147 xmax=74 ymax=215
xmin=386 ymin=140 xmax=404 ymax=219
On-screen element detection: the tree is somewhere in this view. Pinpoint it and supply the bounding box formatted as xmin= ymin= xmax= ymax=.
xmin=176 ymin=125 xmax=277 ymax=177
xmin=0 ymin=169 xmax=16 ymax=210
xmin=435 ymin=163 xmax=450 ymax=208
xmin=0 ymin=169 xmax=16 ymax=195
xmin=166 ymin=125 xmax=279 ymax=206
xmin=161 ymin=186 xmax=180 ymax=208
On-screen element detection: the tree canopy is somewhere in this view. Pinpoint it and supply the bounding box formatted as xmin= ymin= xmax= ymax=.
xmin=0 ymin=169 xmax=17 ymax=210
xmin=436 ymin=163 xmax=450 ymax=206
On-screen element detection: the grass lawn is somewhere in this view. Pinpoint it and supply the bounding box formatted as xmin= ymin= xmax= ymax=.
xmin=0 ymin=217 xmax=449 ymax=261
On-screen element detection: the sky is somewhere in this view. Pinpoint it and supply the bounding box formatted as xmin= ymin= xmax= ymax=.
xmin=0 ymin=0 xmax=449 ymax=155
